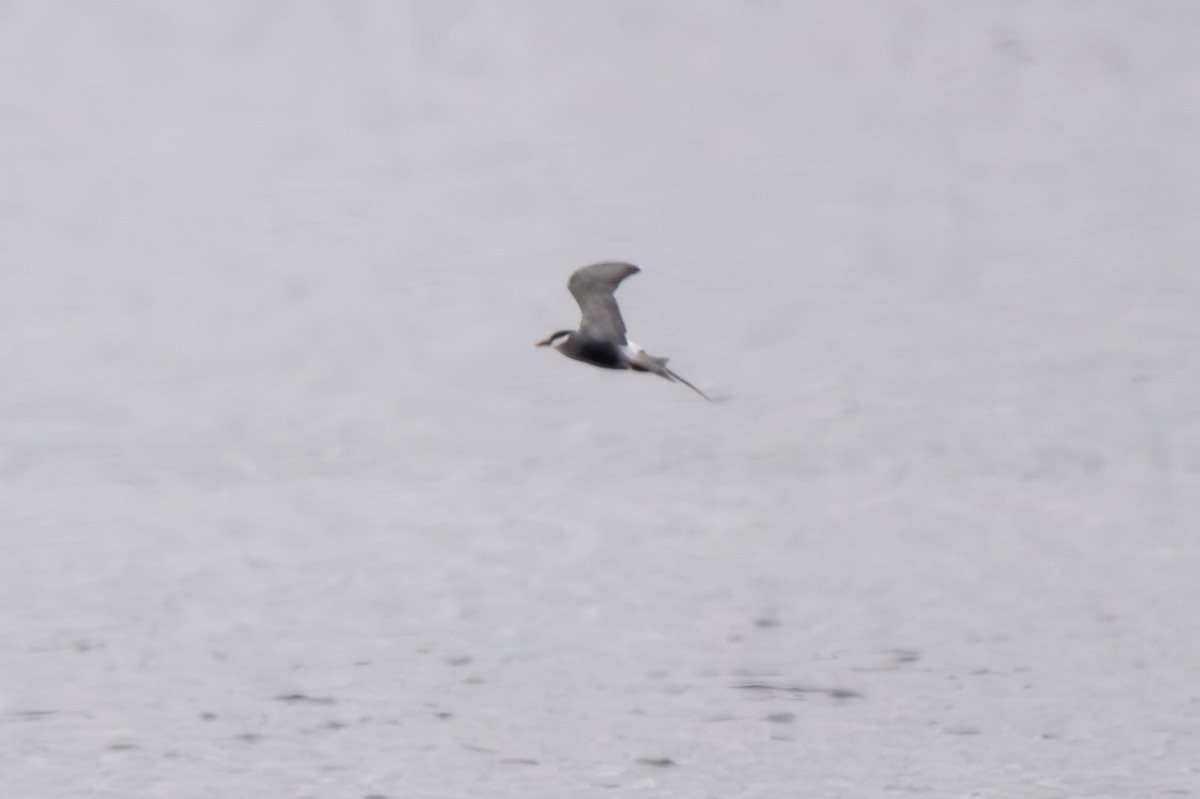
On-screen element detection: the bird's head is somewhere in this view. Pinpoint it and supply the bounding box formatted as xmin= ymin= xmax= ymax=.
xmin=536 ymin=330 xmax=573 ymax=348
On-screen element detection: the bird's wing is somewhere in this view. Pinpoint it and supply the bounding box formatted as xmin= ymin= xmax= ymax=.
xmin=567 ymin=262 xmax=640 ymax=342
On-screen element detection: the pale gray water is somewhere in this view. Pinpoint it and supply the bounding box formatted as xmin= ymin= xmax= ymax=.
xmin=2 ymin=3 xmax=1199 ymax=797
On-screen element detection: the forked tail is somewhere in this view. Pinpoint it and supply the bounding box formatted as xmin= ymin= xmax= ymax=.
xmin=624 ymin=345 xmax=711 ymax=400
xmin=663 ymin=367 xmax=712 ymax=401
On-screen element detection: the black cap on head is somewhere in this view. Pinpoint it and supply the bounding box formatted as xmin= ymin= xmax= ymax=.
xmin=537 ymin=330 xmax=573 ymax=347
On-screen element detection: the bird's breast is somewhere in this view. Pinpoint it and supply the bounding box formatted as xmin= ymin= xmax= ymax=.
xmin=570 ymin=339 xmax=625 ymax=370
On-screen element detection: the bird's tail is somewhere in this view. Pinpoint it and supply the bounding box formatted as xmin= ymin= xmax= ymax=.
xmin=624 ymin=345 xmax=711 ymax=400
xmin=663 ymin=367 xmax=711 ymax=401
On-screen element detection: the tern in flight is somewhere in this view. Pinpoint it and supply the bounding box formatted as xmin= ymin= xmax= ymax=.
xmin=537 ymin=262 xmax=710 ymax=400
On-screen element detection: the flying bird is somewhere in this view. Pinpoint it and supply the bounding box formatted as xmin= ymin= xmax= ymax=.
xmin=537 ymin=262 xmax=710 ymax=400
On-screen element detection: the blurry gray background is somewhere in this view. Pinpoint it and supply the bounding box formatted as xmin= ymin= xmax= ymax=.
xmin=2 ymin=2 xmax=1198 ymax=797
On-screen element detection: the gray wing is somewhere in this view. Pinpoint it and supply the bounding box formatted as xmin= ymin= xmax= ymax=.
xmin=567 ymin=262 xmax=640 ymax=343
